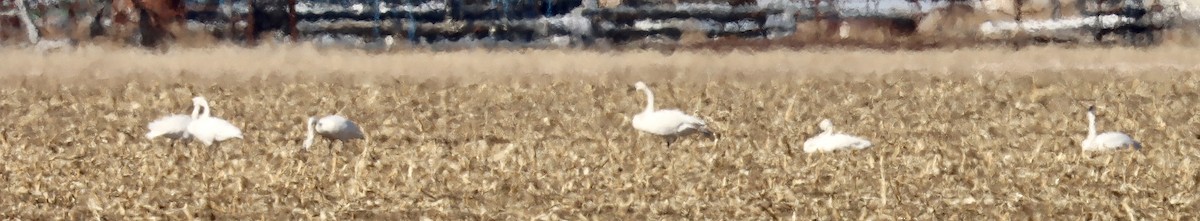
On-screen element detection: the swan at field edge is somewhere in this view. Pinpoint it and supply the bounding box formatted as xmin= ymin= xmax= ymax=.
xmin=384 ymin=35 xmax=394 ymax=50
xmin=1082 ymin=105 xmax=1141 ymax=151
xmin=378 ymin=1 xmax=391 ymax=13
xmin=803 ymin=118 xmax=872 ymax=153
xmin=630 ymin=81 xmax=715 ymax=147
xmin=146 ymin=99 xmax=202 ymax=145
xmin=304 ymin=115 xmax=366 ymax=150
xmin=186 ymin=96 xmax=243 ymax=147
xmin=350 ymin=3 xmax=365 ymax=14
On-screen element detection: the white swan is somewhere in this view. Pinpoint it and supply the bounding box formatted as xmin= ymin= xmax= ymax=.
xmin=378 ymin=1 xmax=391 ymax=13
xmin=1082 ymin=105 xmax=1141 ymax=151
xmin=630 ymin=81 xmax=715 ymax=147
xmin=350 ymin=3 xmax=365 ymax=14
xmin=186 ymin=96 xmax=244 ymax=146
xmin=304 ymin=115 xmax=366 ymax=150
xmin=145 ymin=99 xmax=202 ymax=145
xmin=802 ymin=119 xmax=872 ymax=153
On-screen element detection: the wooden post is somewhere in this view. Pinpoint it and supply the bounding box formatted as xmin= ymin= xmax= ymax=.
xmin=176 ymin=0 xmax=186 ymax=21
xmin=811 ymin=0 xmax=821 ymax=20
xmin=288 ymin=0 xmax=297 ymax=42
xmin=1013 ymin=0 xmax=1023 ymax=21
xmin=222 ymin=0 xmax=232 ymax=40
xmin=245 ymin=0 xmax=256 ymax=45
xmin=176 ymin=0 xmax=187 ymax=40
xmin=14 ymin=0 xmax=39 ymax=44
xmin=372 ymin=0 xmax=380 ymax=39
xmin=407 ymin=0 xmax=416 ymax=43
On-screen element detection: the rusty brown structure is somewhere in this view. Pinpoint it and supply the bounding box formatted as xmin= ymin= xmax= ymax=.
xmin=1 ymin=0 xmax=1179 ymax=49
xmin=288 ymin=0 xmax=296 ymax=41
xmin=244 ymin=0 xmax=254 ymax=45
xmin=109 ymin=0 xmax=187 ymax=47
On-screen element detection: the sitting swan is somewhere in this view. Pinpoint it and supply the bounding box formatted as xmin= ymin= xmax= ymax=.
xmin=803 ymin=119 xmax=872 ymax=153
xmin=1081 ymin=105 xmax=1141 ymax=151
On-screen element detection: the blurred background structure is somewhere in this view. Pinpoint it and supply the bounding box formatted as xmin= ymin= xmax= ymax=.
xmin=1 ymin=0 xmax=1198 ymax=50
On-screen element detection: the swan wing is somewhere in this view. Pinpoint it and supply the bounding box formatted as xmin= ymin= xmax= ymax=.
xmin=803 ymin=134 xmax=845 ymax=153
xmin=331 ymin=120 xmax=365 ymax=140
xmin=318 ymin=116 xmax=365 ymax=140
xmin=186 ymin=119 xmax=214 ymax=144
xmin=633 ymin=110 xmax=683 ymax=135
xmin=824 ymin=133 xmax=872 ymax=149
xmin=667 ymin=109 xmax=707 ymax=126
xmin=210 ymin=118 xmax=244 ymax=140
xmin=1096 ymin=132 xmax=1140 ymax=149
xmin=187 ymin=117 xmax=244 ymax=143
xmin=803 ymin=133 xmax=872 ymax=153
xmin=632 ymin=108 xmax=710 ymax=136
xmin=802 ymin=135 xmax=827 ymax=153
xmin=341 ymin=120 xmax=366 ymax=139
xmin=147 ymin=114 xmax=192 ymax=139
xmin=656 ymin=109 xmax=708 ymax=132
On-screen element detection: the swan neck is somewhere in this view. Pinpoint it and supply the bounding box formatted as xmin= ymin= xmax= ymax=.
xmin=640 ymin=88 xmax=655 ymax=112
xmin=304 ymin=118 xmax=316 ymax=148
xmin=1087 ymin=111 xmax=1097 ymax=138
xmin=190 ymin=104 xmax=201 ymax=119
xmin=199 ymin=101 xmax=212 ymax=118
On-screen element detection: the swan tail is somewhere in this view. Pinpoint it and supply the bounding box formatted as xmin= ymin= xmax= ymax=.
xmin=858 ymin=140 xmax=873 ymax=149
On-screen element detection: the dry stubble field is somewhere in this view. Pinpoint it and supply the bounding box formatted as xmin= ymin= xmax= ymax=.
xmin=2 ymin=45 xmax=1200 ymax=219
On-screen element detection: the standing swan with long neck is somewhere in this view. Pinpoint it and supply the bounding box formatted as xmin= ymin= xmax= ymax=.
xmin=186 ymin=96 xmax=244 ymax=147
xmin=630 ymin=81 xmax=715 ymax=147
xmin=145 ymin=99 xmax=203 ymax=146
xmin=1081 ymin=105 xmax=1141 ymax=151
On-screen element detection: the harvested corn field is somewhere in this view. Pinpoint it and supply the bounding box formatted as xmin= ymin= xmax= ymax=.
xmin=2 ymin=46 xmax=1200 ymax=219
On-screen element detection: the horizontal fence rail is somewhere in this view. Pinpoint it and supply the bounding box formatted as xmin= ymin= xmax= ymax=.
xmin=1 ymin=0 xmax=1197 ymax=49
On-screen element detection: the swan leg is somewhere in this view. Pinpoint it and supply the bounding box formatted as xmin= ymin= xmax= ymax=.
xmin=350 ymin=140 xmax=360 ymax=155
xmin=169 ymin=141 xmax=179 ymax=157
xmin=186 ymin=142 xmax=195 ymax=161
xmin=329 ymin=151 xmax=338 ymax=176
xmin=215 ymin=142 xmax=224 ymax=161
xmin=205 ymin=144 xmax=215 ymax=162
xmin=328 ymin=140 xmax=335 ymax=155
xmin=329 ymin=139 xmax=338 ymax=174
xmin=699 ymin=128 xmax=716 ymax=139
xmin=664 ymin=136 xmax=677 ymax=148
